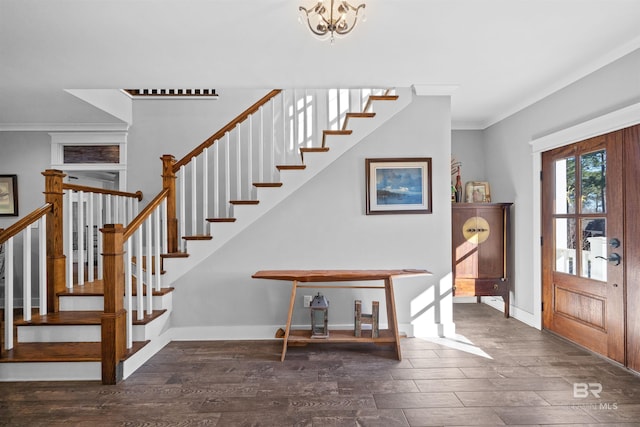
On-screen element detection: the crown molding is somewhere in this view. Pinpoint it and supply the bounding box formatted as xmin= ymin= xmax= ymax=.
xmin=0 ymin=123 xmax=129 ymax=132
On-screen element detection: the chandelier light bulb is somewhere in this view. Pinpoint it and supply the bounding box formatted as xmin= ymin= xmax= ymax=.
xmin=299 ymin=0 xmax=366 ymax=41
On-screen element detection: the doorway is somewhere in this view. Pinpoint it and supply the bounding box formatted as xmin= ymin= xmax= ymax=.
xmin=541 ymin=124 xmax=640 ymax=371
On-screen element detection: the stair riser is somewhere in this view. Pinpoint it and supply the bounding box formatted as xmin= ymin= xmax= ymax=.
xmin=17 ymin=320 xmax=163 ymax=343
xmin=0 ymin=362 xmax=101 ymax=382
xmin=58 ymin=294 xmax=172 ymax=311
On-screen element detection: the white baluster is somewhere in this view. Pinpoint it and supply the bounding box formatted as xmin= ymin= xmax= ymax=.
xmin=39 ymin=215 xmax=47 ymax=315
xmin=224 ymin=132 xmax=231 ymax=217
xmin=106 ymin=194 xmax=112 ymax=224
xmin=282 ymin=91 xmax=287 ymax=165
xmin=145 ymin=216 xmax=153 ymax=315
xmin=247 ymin=115 xmax=253 ymax=198
xmin=125 ymin=238 xmax=133 ymax=349
xmin=135 ymin=228 xmax=143 ymax=320
xmin=161 ymin=198 xmax=168 ymax=255
xmin=4 ymin=237 xmax=14 ymax=350
xmin=203 ymin=147 xmax=209 ymax=233
xmin=23 ymin=226 xmax=32 ymax=322
xmin=191 ymin=157 xmax=197 ymax=236
xmin=179 ymin=165 xmax=186 ymax=252
xmin=271 ymin=98 xmax=276 ymax=182
xmin=77 ymin=191 xmax=85 ymax=286
xmin=154 ymin=208 xmax=161 ymax=291
xmin=97 ymin=195 xmax=104 ymax=280
xmin=213 ymin=143 xmax=220 ymax=218
xmin=87 ymin=193 xmax=95 ymax=282
xmin=258 ymin=107 xmax=264 ymax=183
xmin=236 ymin=124 xmax=242 ymax=200
xmin=66 ymin=189 xmax=73 ymax=288
xmin=113 ymin=195 xmax=120 ymax=224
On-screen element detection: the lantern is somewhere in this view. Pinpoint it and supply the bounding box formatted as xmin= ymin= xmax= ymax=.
xmin=310 ymin=292 xmax=329 ymax=338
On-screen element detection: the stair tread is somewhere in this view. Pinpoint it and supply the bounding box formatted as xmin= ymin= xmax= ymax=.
xmin=277 ymin=165 xmax=306 ymax=170
xmin=206 ymin=217 xmax=237 ymax=222
xmin=0 ymin=341 xmax=148 ymax=363
xmin=182 ymin=234 xmax=213 ymax=241
xmin=161 ymin=252 xmax=189 ymax=259
xmin=15 ymin=309 xmax=167 ymax=326
xmin=323 ymin=130 xmax=353 ymax=135
xmin=58 ymin=280 xmax=174 ymax=297
xmin=369 ymin=95 xmax=399 ymax=101
xmin=346 ymin=112 xmax=376 ymax=118
xmin=253 ymin=182 xmax=282 ymax=188
xmin=300 ymin=147 xmax=330 ymax=152
xmin=229 ymin=200 xmax=259 ymax=205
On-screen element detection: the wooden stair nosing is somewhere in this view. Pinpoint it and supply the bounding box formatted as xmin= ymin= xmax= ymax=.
xmin=229 ymin=200 xmax=259 ymax=205
xmin=206 ymin=217 xmax=237 ymax=222
xmin=321 ymin=129 xmax=353 ymax=148
xmin=341 ymin=112 xmax=376 ymax=130
xmin=276 ymin=164 xmax=306 ymax=171
xmin=0 ymin=341 xmax=149 ymax=363
xmin=161 ymin=252 xmax=189 ymax=259
xmin=14 ymin=309 xmax=167 ymax=327
xmin=58 ymin=281 xmax=174 ymax=297
xmin=253 ymin=182 xmax=283 ymax=188
xmin=300 ymin=147 xmax=329 ymax=161
xmin=182 ymin=235 xmax=213 ymax=241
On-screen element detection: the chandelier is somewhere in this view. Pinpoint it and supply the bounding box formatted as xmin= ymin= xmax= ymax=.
xmin=299 ymin=1 xmax=366 ymax=42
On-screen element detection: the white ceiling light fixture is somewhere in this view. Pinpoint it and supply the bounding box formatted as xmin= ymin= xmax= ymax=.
xmin=299 ymin=0 xmax=366 ymax=42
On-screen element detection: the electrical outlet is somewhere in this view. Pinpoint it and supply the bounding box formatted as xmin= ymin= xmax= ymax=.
xmin=303 ymin=295 xmax=312 ymax=308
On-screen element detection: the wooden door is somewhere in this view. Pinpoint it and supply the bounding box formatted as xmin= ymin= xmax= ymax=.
xmin=542 ymin=131 xmax=625 ymax=363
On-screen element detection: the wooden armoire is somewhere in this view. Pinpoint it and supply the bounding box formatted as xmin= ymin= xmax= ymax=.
xmin=452 ymin=203 xmax=513 ymax=317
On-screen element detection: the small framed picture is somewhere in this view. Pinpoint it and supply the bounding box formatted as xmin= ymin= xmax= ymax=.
xmin=0 ymin=175 xmax=18 ymax=216
xmin=465 ymin=181 xmax=491 ymax=203
xmin=365 ymin=158 xmax=432 ymax=215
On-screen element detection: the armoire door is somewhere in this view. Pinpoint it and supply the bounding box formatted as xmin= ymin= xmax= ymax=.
xmin=542 ymin=124 xmax=640 ymax=370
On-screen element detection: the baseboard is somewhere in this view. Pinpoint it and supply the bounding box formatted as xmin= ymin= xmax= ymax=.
xmin=481 ymin=297 xmax=540 ymax=329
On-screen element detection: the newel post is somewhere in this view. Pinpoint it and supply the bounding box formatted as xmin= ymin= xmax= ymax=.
xmin=101 ymin=223 xmax=126 ymax=385
xmin=42 ymin=169 xmax=66 ymax=313
xmin=161 ymin=154 xmax=178 ymax=253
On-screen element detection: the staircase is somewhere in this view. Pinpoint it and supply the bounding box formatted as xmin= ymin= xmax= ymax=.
xmin=0 ymin=87 xmax=412 ymax=383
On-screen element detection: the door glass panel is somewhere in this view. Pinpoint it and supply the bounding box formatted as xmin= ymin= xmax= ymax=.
xmin=582 ymin=218 xmax=607 ymax=281
xmin=555 ymin=218 xmax=577 ymax=275
xmin=555 ymin=157 xmax=575 ymax=214
xmin=581 ymin=150 xmax=606 ymax=213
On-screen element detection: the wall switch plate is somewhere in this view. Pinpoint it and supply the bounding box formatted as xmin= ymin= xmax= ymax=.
xmin=303 ymin=295 xmax=312 ymax=308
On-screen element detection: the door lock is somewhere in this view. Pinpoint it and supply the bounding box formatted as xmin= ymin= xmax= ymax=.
xmin=596 ymin=252 xmax=621 ymax=266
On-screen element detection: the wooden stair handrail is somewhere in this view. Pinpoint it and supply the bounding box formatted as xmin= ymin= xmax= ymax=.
xmin=172 ymin=89 xmax=282 ymax=172
xmin=0 ymin=203 xmax=52 ymax=244
xmin=123 ymin=189 xmax=169 ymax=241
xmin=63 ymin=183 xmax=143 ymax=201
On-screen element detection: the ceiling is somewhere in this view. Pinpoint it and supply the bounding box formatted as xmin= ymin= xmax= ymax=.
xmin=1 ymin=0 xmax=640 ymax=130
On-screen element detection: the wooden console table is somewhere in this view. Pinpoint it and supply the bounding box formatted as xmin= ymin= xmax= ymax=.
xmin=251 ymin=269 xmax=431 ymax=361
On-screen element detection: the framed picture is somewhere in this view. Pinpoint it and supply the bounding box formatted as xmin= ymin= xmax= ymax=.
xmin=465 ymin=181 xmax=491 ymax=203
xmin=0 ymin=175 xmax=19 ymax=216
xmin=365 ymin=158 xmax=432 ymax=215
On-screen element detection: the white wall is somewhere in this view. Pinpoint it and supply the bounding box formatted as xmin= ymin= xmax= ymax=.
xmin=451 ymin=130 xmax=486 ymax=185
xmin=0 ymin=132 xmax=51 ymax=230
xmin=167 ymin=95 xmax=455 ymax=339
xmin=484 ymin=48 xmax=640 ymax=323
xmin=127 ymin=89 xmax=271 ymax=203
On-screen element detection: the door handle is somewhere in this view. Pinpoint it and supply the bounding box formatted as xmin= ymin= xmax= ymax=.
xmin=596 ymin=253 xmax=621 ymax=266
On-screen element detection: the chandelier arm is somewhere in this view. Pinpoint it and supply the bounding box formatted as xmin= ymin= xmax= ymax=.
xmin=334 ymin=4 xmax=365 ymax=35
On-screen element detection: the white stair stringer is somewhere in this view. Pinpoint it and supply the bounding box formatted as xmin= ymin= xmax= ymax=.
xmin=162 ymin=87 xmax=412 ymax=285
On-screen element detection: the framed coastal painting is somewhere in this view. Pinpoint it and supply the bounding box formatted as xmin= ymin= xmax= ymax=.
xmin=365 ymin=158 xmax=432 ymax=215
xmin=0 ymin=175 xmax=18 ymax=216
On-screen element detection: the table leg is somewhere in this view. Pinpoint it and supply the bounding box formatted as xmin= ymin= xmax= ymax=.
xmin=281 ymin=280 xmax=298 ymax=361
xmin=384 ymin=276 xmax=402 ymax=360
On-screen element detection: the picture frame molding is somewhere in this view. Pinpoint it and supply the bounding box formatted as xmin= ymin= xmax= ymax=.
xmin=465 ymin=180 xmax=491 ymax=203
xmin=0 ymin=174 xmax=19 ymax=217
xmin=365 ymin=157 xmax=432 ymax=215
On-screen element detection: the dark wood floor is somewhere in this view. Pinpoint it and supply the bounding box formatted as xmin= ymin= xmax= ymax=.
xmin=2 ymin=303 xmax=640 ymax=426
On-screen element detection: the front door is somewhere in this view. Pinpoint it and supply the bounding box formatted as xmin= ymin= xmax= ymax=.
xmin=542 ymin=124 xmax=640 ymax=369
xmin=542 ymin=131 xmax=625 ymax=363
